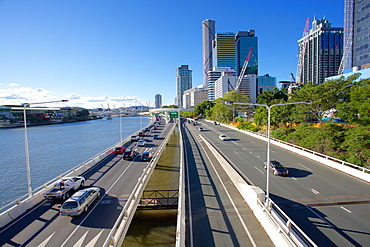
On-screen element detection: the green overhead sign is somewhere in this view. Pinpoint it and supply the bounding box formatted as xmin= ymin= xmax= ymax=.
xmin=169 ymin=112 xmax=178 ymax=118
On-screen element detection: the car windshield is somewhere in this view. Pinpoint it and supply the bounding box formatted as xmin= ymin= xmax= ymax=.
xmin=273 ymin=162 xmax=284 ymax=169
xmin=62 ymin=201 xmax=78 ymax=209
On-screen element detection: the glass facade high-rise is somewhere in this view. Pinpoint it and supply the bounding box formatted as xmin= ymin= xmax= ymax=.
xmin=235 ymin=31 xmax=258 ymax=76
xmin=344 ymin=0 xmax=370 ymax=69
xmin=176 ymin=65 xmax=192 ymax=107
xmin=298 ymin=17 xmax=343 ymax=85
xmin=213 ymin=33 xmax=236 ymax=70
xmin=154 ymin=94 xmax=162 ymax=108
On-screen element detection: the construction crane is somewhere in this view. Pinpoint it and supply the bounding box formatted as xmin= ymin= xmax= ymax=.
xmin=296 ymin=18 xmax=311 ymax=85
xmin=235 ymin=47 xmax=253 ymax=91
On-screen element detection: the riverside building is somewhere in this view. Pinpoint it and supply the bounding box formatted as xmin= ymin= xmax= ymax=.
xmin=175 ymin=65 xmax=192 ymax=108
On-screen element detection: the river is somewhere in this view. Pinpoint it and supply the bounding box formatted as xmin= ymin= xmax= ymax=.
xmin=0 ymin=116 xmax=149 ymax=207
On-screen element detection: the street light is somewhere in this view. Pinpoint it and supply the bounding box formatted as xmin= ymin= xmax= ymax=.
xmin=23 ymin=100 xmax=68 ymax=197
xmin=226 ymin=101 xmax=311 ymax=205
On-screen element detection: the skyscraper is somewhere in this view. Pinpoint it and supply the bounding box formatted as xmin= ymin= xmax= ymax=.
xmin=202 ymin=19 xmax=216 ymax=87
xmin=213 ymin=33 xmax=236 ymax=70
xmin=298 ymin=17 xmax=343 ymax=85
xmin=343 ymin=0 xmax=370 ymax=70
xmin=176 ymin=65 xmax=192 ymax=107
xmin=154 ymin=94 xmax=162 ymax=108
xmin=235 ymin=30 xmax=258 ymax=76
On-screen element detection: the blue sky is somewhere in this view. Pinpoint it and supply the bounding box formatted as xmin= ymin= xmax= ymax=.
xmin=0 ymin=0 xmax=344 ymax=108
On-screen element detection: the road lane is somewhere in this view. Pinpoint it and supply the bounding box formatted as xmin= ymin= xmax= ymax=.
xmin=183 ymin=122 xmax=274 ymax=247
xmin=194 ymin=120 xmax=370 ymax=246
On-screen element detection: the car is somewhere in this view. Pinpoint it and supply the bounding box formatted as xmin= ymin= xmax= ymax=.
xmin=59 ymin=187 xmax=101 ymax=216
xmin=213 ymin=121 xmax=220 ymax=125
xmin=219 ymin=134 xmax=228 ymax=141
xmin=264 ymin=160 xmax=289 ymax=176
xmin=123 ymin=149 xmax=137 ymax=160
xmin=144 ymin=128 xmax=150 ymax=132
xmin=199 ymin=127 xmax=204 ymax=131
xmin=113 ymin=146 xmax=126 ymax=154
xmin=131 ymin=135 xmax=139 ymax=142
xmin=150 ymin=128 xmax=155 ymax=133
xmin=153 ymin=134 xmax=159 ymax=140
xmin=138 ymin=132 xmax=145 ymax=137
xmin=137 ymin=140 xmax=146 ymax=147
xmin=140 ymin=151 xmax=152 ymax=161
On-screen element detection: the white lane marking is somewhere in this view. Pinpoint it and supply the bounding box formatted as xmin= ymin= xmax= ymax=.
xmin=256 ymin=155 xmax=260 ymax=159
xmin=311 ymin=189 xmax=320 ymax=195
xmin=255 ymin=166 xmax=264 ymax=174
xmin=232 ymin=141 xmax=239 ymax=145
xmin=85 ymin=230 xmax=104 ymax=247
xmin=234 ymin=151 xmax=240 ymax=155
xmin=200 ymin=138 xmax=258 ymax=247
xmin=297 ymin=163 xmax=312 ymax=171
xmin=340 ymin=206 xmax=352 ymax=214
xmin=73 ymin=230 xmax=88 ymax=247
xmin=61 ymin=159 xmax=134 ymax=247
xmin=38 ymin=232 xmax=55 ymax=247
xmin=292 ymin=177 xmax=297 ymax=180
xmin=304 ymin=205 xmax=334 ymax=228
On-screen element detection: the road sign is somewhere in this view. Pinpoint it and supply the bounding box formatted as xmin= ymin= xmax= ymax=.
xmin=169 ymin=112 xmax=178 ymax=118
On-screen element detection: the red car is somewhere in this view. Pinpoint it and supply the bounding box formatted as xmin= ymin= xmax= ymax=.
xmin=113 ymin=146 xmax=126 ymax=154
xmin=138 ymin=132 xmax=145 ymax=137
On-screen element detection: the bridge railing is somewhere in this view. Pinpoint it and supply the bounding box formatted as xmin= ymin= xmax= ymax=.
xmin=102 ymin=123 xmax=176 ymax=247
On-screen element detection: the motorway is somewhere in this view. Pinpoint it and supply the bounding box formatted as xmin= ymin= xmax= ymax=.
xmin=187 ymin=120 xmax=370 ymax=247
xmin=0 ymin=121 xmax=174 ymax=247
xmin=182 ymin=121 xmax=274 ymax=247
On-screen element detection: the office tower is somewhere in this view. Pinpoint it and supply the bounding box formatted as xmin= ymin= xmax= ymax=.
xmin=202 ymin=19 xmax=216 ymax=87
xmin=257 ymin=74 xmax=276 ymax=95
xmin=238 ymin=74 xmax=257 ymax=103
xmin=235 ymin=30 xmax=258 ymax=76
xmin=183 ymin=86 xmax=208 ymax=108
xmin=213 ymin=33 xmax=236 ymax=70
xmin=154 ymin=94 xmax=162 ymax=108
xmin=214 ymin=71 xmax=237 ymax=100
xmin=176 ymin=65 xmax=192 ymax=107
xmin=343 ymin=0 xmax=370 ymax=70
xmin=298 ymin=17 xmax=344 ymax=85
xmin=207 ymin=67 xmax=234 ymax=101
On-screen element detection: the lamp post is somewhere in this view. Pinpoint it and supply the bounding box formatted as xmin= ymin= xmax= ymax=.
xmin=119 ymin=108 xmax=123 ymax=143
xmin=23 ymin=100 xmax=68 ymax=197
xmin=226 ymin=101 xmax=311 ymax=205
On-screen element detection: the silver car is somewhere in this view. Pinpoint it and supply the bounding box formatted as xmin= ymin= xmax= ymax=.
xmin=60 ymin=187 xmax=101 ymax=216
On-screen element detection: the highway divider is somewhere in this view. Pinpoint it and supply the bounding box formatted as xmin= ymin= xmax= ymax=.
xmin=206 ymin=120 xmax=370 ymax=182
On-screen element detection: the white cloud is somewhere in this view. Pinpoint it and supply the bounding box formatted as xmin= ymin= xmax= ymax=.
xmin=0 ymin=85 xmax=148 ymax=108
xmin=7 ymin=83 xmax=20 ymax=87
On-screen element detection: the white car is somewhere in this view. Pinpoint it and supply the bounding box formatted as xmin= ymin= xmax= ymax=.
xmin=60 ymin=187 xmax=101 ymax=216
xmin=219 ymin=134 xmax=228 ymax=141
xmin=137 ymin=140 xmax=146 ymax=147
xmin=199 ymin=127 xmax=204 ymax=131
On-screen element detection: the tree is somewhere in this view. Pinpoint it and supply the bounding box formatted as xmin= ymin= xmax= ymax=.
xmin=194 ymin=101 xmax=214 ymax=117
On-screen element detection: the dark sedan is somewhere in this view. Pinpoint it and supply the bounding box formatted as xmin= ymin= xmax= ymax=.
xmin=264 ymin=160 xmax=289 ymax=176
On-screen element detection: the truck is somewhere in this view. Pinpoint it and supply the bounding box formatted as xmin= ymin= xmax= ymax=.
xmin=43 ymin=176 xmax=85 ymax=200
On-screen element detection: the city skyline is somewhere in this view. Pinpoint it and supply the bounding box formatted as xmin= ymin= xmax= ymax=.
xmin=0 ymin=0 xmax=344 ymax=108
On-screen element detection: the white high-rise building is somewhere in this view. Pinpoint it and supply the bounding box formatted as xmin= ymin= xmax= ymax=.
xmin=237 ymin=74 xmax=257 ymax=103
xmin=207 ymin=67 xmax=234 ymax=101
xmin=214 ymin=71 xmax=237 ymax=99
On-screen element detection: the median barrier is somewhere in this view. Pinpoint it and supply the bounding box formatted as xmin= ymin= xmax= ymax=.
xmin=207 ymin=120 xmax=370 ymax=183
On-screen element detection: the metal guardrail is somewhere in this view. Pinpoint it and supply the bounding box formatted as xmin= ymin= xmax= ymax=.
xmin=138 ymin=190 xmax=179 ymax=209
xmin=102 ymin=123 xmax=176 ymax=247
xmin=175 ymin=121 xmax=186 ymax=247
xmin=259 ymin=198 xmax=317 ymax=247
xmin=0 ymin=135 xmax=132 ymax=214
